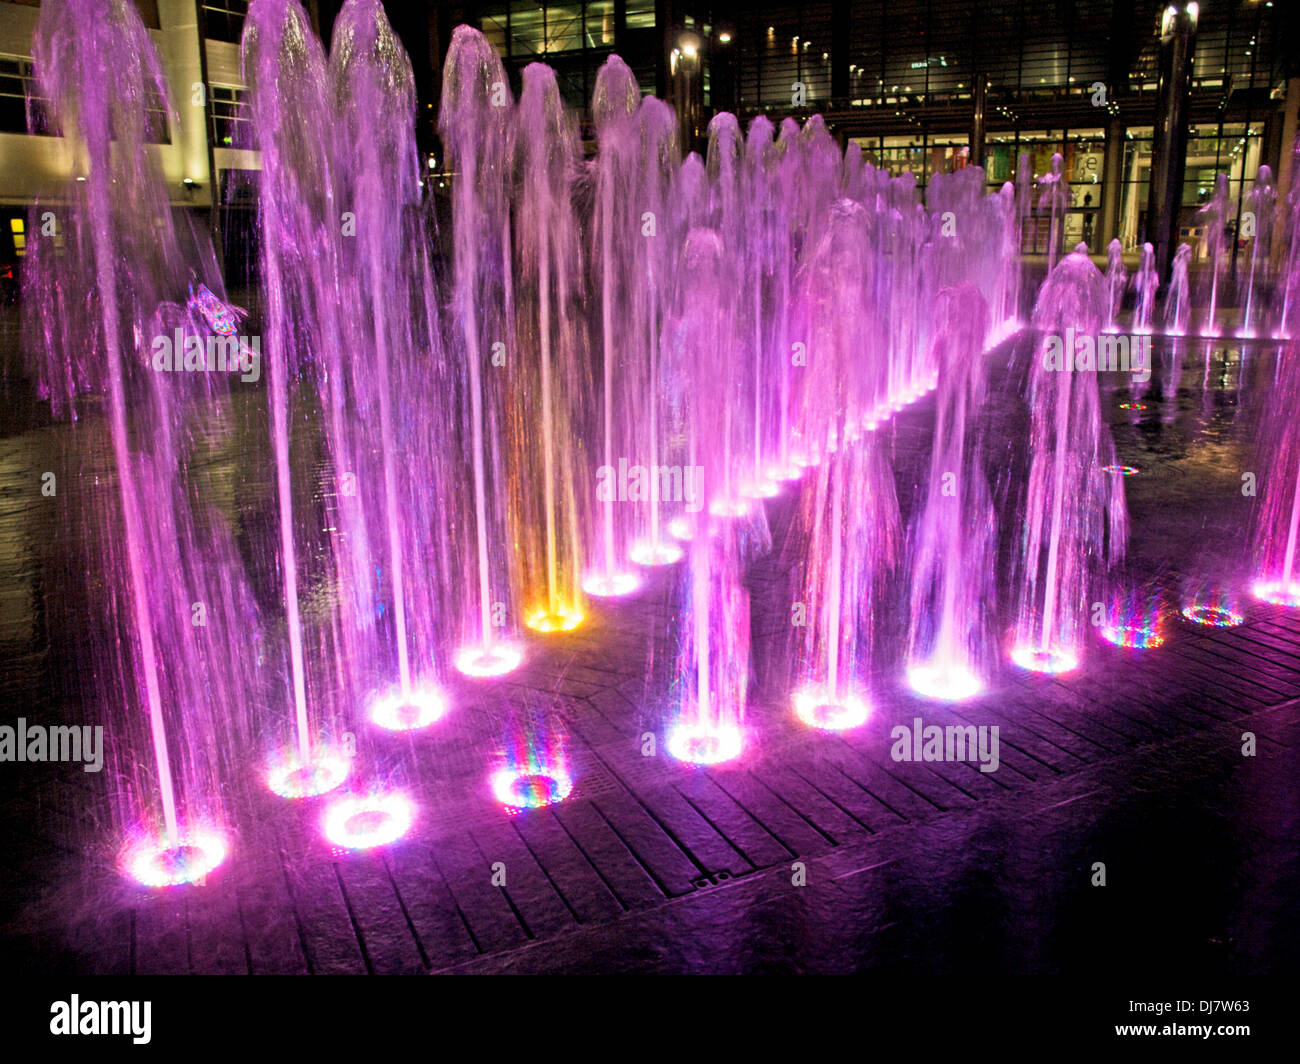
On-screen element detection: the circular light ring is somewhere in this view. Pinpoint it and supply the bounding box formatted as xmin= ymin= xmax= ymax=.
xmin=368 ymin=685 xmax=448 ymax=732
xmin=1010 ymin=644 xmax=1080 ymax=674
xmin=267 ymin=749 xmax=351 ymax=798
xmin=125 ymin=828 xmax=228 ymax=887
xmin=629 ymin=540 xmax=684 ymax=566
xmin=581 ymin=571 xmax=642 ymax=598
xmin=525 ymin=606 xmax=586 ymax=633
xmin=906 ymin=662 xmax=984 ymax=701
xmin=792 ymin=687 xmax=871 ymax=730
xmin=1100 ymin=623 xmax=1165 ymax=650
xmin=666 ymin=721 xmax=744 ymax=765
xmin=1252 ymin=580 xmax=1300 ymax=608
xmin=491 ymin=768 xmax=574 ymax=809
xmin=322 ymin=792 xmax=414 ymax=850
xmin=1180 ymin=603 xmax=1243 ymax=628
xmin=455 ymin=642 xmax=524 ymax=678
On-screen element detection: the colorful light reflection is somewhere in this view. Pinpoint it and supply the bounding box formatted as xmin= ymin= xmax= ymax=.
xmin=1100 ymin=595 xmax=1164 ymax=649
xmin=1180 ymin=599 xmax=1243 ymax=628
xmin=455 ymin=642 xmax=524 ymax=677
xmin=368 ymin=685 xmax=448 ymax=731
xmin=1101 ymin=464 xmax=1140 ymax=476
xmin=792 ymin=687 xmax=871 ymax=730
xmin=124 ymin=827 xmax=228 ymax=887
xmin=666 ymin=721 xmax=743 ymax=765
xmin=491 ymin=767 xmax=573 ymax=809
xmin=266 ymin=747 xmax=350 ymax=798
xmin=1010 ymin=644 xmax=1079 ymax=674
xmin=322 ymin=791 xmax=414 ymax=850
xmin=906 ymin=662 xmax=984 ymax=701
xmin=1100 ymin=622 xmax=1164 ymax=649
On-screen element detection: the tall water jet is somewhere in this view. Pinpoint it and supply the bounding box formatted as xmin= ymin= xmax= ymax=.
xmin=1039 ymin=153 xmax=1070 ymax=272
xmin=1011 ymin=249 xmax=1129 ymax=673
xmin=439 ymin=26 xmax=524 ymax=674
xmin=627 ymin=96 xmax=685 ymax=566
xmin=1103 ymin=239 xmax=1127 ymax=332
xmin=907 ymin=285 xmax=995 ymax=701
xmin=1197 ymin=173 xmax=1230 ymax=336
xmin=665 ymin=230 xmax=753 ymax=763
xmin=28 ymin=0 xmax=263 ymax=882
xmin=331 ymin=0 xmax=449 ymax=729
xmin=1132 ymin=243 xmax=1159 ymax=334
xmin=512 ymin=63 xmax=590 ymax=631
xmin=584 ymin=55 xmax=643 ymax=598
xmin=788 ymin=202 xmax=900 ymax=728
xmin=1240 ymin=165 xmax=1275 ymax=338
xmin=1251 ymin=340 xmax=1300 ymax=606
xmin=1165 ymin=243 xmax=1194 ymax=336
xmin=243 ymin=0 xmax=350 ymax=794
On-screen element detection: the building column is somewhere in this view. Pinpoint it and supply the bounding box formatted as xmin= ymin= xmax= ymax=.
xmin=1099 ymin=115 xmax=1124 ymax=246
xmin=970 ymin=73 xmax=988 ymax=169
xmin=1143 ymin=3 xmax=1197 ymax=280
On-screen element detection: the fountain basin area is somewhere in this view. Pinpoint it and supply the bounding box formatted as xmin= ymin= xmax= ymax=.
xmin=2 ymin=330 xmax=1297 ymax=974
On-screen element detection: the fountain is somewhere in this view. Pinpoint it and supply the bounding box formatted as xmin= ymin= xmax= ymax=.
xmin=1131 ymin=243 xmax=1159 ymax=334
xmin=439 ymin=26 xmax=525 ymax=674
xmin=1011 ymin=249 xmax=1129 ymax=673
xmin=1104 ymin=239 xmax=1127 ymax=333
xmin=907 ymin=284 xmax=995 ymax=700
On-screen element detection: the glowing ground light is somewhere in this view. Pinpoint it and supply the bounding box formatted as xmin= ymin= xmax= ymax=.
xmin=666 ymin=721 xmax=744 ymax=765
xmin=792 ymin=687 xmax=871 ymax=730
xmin=368 ymin=685 xmax=448 ymax=731
xmin=1100 ymin=621 xmax=1164 ymax=649
xmin=906 ymin=662 xmax=984 ymax=701
xmin=125 ymin=828 xmax=228 ymax=888
xmin=1101 ymin=465 xmax=1140 ymax=476
xmin=1180 ymin=603 xmax=1244 ymax=627
xmin=581 ymin=571 xmax=641 ymax=597
xmin=267 ymin=748 xmax=350 ymax=798
xmin=1010 ymin=644 xmax=1080 ymax=674
xmin=322 ymin=792 xmax=414 ymax=850
xmin=667 ymin=515 xmax=695 ymax=541
xmin=491 ymin=767 xmax=574 ymax=809
xmin=1252 ymin=580 xmax=1300 ymax=607
xmin=455 ymin=642 xmax=524 ymax=677
xmin=525 ymin=605 xmax=586 ymax=633
xmin=708 ymin=498 xmax=753 ymax=518
xmin=765 ymin=463 xmax=803 ymax=483
xmin=629 ymin=539 xmax=684 ymax=566
xmin=740 ymin=479 xmax=781 ymax=499
xmin=1119 ymin=402 xmax=1147 ymax=411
